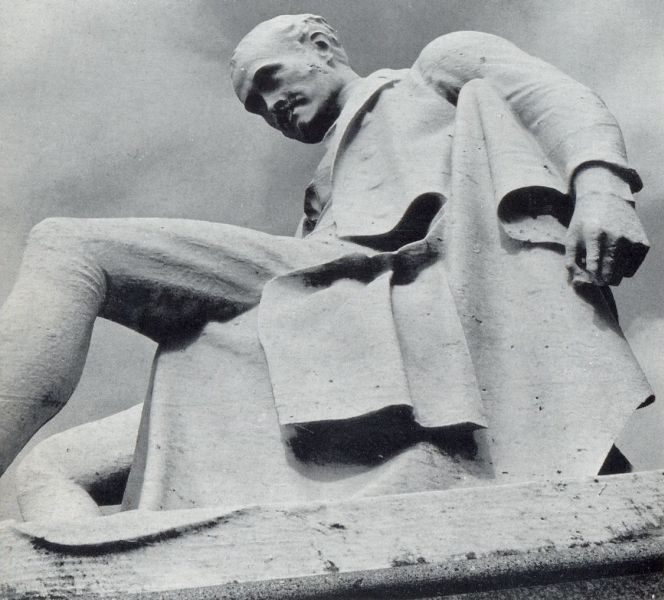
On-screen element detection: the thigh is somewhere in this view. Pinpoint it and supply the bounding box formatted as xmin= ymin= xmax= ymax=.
xmin=76 ymin=218 xmax=345 ymax=341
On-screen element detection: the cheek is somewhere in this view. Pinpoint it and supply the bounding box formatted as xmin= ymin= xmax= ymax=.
xmin=301 ymin=93 xmax=325 ymax=116
xmin=304 ymin=81 xmax=330 ymax=104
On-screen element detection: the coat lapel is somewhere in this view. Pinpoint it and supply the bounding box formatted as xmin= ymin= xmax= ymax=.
xmin=326 ymin=70 xmax=404 ymax=185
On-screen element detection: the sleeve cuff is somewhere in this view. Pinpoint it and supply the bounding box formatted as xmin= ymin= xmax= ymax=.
xmin=571 ymin=160 xmax=643 ymax=195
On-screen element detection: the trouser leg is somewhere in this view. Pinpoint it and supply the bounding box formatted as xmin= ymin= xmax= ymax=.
xmin=0 ymin=217 xmax=341 ymax=474
xmin=16 ymin=404 xmax=143 ymax=521
xmin=1 ymin=219 xmax=103 ymax=473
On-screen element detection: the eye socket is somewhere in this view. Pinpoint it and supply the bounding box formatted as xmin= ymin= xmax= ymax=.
xmin=244 ymin=93 xmax=265 ymax=115
xmin=252 ymin=64 xmax=280 ymax=93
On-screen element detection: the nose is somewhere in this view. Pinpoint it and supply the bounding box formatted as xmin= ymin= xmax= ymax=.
xmin=266 ymin=95 xmax=288 ymax=116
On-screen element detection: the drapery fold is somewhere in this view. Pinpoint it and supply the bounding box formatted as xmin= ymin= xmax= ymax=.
xmin=258 ymin=79 xmax=653 ymax=479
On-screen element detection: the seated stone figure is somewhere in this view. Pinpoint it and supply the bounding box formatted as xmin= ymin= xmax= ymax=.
xmin=2 ymin=14 xmax=653 ymax=521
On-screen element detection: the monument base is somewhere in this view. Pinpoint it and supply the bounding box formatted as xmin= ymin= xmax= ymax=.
xmin=2 ymin=470 xmax=663 ymax=599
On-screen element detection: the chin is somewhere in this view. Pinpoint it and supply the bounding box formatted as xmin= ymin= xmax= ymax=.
xmin=297 ymin=116 xmax=336 ymax=144
xmin=281 ymin=122 xmax=326 ymax=144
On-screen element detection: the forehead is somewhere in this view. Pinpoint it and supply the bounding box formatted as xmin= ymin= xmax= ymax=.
xmin=231 ymin=33 xmax=304 ymax=101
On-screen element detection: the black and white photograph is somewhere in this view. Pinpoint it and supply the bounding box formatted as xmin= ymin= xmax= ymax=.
xmin=1 ymin=1 xmax=663 ymax=597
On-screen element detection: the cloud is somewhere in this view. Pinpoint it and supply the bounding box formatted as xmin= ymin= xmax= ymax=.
xmin=0 ymin=0 xmax=662 ymax=519
xmin=0 ymin=0 xmax=321 ymax=297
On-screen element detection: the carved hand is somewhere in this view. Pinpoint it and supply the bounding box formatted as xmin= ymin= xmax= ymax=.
xmin=565 ymin=166 xmax=649 ymax=286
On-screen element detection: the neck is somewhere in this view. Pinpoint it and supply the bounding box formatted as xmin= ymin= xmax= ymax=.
xmin=335 ymin=66 xmax=362 ymax=111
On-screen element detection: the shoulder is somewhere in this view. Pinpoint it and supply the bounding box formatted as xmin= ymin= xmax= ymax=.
xmin=412 ymin=31 xmax=538 ymax=95
xmin=416 ymin=31 xmax=520 ymax=64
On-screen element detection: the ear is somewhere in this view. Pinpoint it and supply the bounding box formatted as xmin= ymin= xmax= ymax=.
xmin=309 ymin=31 xmax=334 ymax=62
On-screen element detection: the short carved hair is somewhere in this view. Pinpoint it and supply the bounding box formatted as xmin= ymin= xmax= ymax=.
xmin=230 ymin=14 xmax=349 ymax=72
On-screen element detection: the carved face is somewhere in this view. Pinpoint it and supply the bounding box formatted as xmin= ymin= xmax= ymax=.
xmin=232 ymin=48 xmax=345 ymax=144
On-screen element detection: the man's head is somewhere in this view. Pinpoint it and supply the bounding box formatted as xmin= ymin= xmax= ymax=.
xmin=231 ymin=15 xmax=357 ymax=143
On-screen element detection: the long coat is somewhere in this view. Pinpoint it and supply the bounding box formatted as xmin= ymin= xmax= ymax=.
xmin=257 ymin=32 xmax=653 ymax=481
xmin=126 ymin=33 xmax=655 ymax=512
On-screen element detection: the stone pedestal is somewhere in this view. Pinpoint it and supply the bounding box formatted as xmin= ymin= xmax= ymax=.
xmin=2 ymin=470 xmax=663 ymax=599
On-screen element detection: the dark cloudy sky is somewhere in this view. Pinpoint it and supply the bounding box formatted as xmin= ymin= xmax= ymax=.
xmin=1 ymin=1 xmax=662 ymax=519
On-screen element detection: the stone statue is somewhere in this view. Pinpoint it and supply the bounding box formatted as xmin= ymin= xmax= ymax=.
xmin=0 ymin=14 xmax=654 ymax=521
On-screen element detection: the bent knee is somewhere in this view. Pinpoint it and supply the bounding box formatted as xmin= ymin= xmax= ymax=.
xmin=27 ymin=217 xmax=94 ymax=252
xmin=24 ymin=218 xmax=107 ymax=290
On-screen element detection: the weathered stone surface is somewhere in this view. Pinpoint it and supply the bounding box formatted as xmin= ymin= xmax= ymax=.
xmin=122 ymin=311 xmax=492 ymax=514
xmin=0 ymin=16 xmax=659 ymax=600
xmin=1 ymin=19 xmax=653 ymax=497
xmin=1 ymin=470 xmax=663 ymax=599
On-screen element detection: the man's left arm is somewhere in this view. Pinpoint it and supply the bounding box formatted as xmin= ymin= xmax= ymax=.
xmin=566 ymin=165 xmax=648 ymax=286
xmin=414 ymin=31 xmax=649 ymax=286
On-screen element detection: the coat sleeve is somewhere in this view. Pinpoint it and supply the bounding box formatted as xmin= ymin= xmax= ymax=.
xmin=413 ymin=31 xmax=642 ymax=194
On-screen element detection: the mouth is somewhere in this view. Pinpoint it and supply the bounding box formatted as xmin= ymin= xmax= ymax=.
xmin=276 ymin=105 xmax=295 ymax=132
xmin=274 ymin=96 xmax=307 ymax=136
